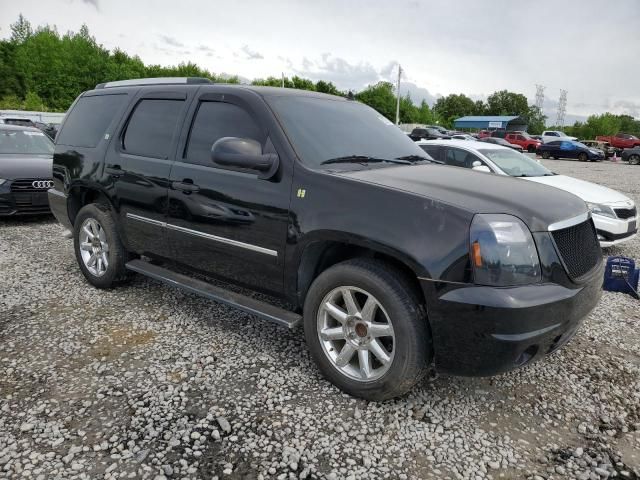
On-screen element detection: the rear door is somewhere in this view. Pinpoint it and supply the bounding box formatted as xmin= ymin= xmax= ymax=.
xmin=104 ymin=90 xmax=191 ymax=260
xmin=166 ymin=91 xmax=292 ymax=295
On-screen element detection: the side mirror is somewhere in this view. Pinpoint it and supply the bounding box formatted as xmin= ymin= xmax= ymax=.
xmin=472 ymin=161 xmax=491 ymax=173
xmin=211 ymin=137 xmax=279 ymax=179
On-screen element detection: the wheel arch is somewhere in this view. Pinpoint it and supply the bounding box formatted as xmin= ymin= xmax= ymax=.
xmin=67 ymin=183 xmax=115 ymax=227
xmin=294 ymin=233 xmax=429 ymax=311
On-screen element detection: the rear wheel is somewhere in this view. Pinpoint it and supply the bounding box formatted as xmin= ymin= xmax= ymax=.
xmin=629 ymin=154 xmax=640 ymax=165
xmin=304 ymin=259 xmax=431 ymax=401
xmin=74 ymin=203 xmax=129 ymax=288
xmin=541 ymin=151 xmax=550 ymax=159
xmin=578 ymin=152 xmax=588 ymax=162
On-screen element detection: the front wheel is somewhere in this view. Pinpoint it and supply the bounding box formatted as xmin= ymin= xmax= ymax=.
xmin=578 ymin=152 xmax=588 ymax=162
xmin=527 ymin=145 xmax=536 ymax=153
xmin=74 ymin=203 xmax=129 ymax=288
xmin=629 ymin=154 xmax=640 ymax=165
xmin=304 ymin=259 xmax=431 ymax=401
xmin=541 ymin=151 xmax=550 ymax=159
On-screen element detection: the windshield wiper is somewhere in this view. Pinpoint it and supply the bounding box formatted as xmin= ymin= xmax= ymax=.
xmin=395 ymin=154 xmax=442 ymax=164
xmin=320 ymin=155 xmax=411 ymax=165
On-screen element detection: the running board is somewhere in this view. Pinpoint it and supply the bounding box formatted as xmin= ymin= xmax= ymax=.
xmin=125 ymin=259 xmax=301 ymax=329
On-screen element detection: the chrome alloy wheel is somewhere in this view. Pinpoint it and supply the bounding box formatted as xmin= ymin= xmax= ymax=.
xmin=317 ymin=286 xmax=395 ymax=382
xmin=79 ymin=218 xmax=110 ymax=277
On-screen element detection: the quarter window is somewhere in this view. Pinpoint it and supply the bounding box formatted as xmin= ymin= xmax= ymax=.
xmin=186 ymin=102 xmax=263 ymax=166
xmin=123 ymin=99 xmax=184 ymax=159
xmin=57 ymin=94 xmax=127 ymax=148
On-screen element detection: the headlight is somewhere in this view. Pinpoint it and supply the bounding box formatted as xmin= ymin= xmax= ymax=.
xmin=470 ymin=214 xmax=541 ymax=286
xmin=0 ymin=179 xmax=6 ymax=185
xmin=587 ymin=203 xmax=616 ymax=218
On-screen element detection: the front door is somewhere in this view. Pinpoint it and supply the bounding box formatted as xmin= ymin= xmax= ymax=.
xmin=104 ymin=92 xmax=189 ymax=260
xmin=166 ymin=94 xmax=292 ymax=295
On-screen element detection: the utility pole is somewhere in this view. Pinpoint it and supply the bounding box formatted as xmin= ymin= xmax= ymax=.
xmin=395 ymin=64 xmax=402 ymax=125
xmin=281 ymin=73 xmax=285 ymax=88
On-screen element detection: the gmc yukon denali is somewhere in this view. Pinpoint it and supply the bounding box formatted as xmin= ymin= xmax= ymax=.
xmin=49 ymin=77 xmax=604 ymax=401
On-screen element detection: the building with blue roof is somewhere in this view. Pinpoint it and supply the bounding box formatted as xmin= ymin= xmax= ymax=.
xmin=453 ymin=115 xmax=527 ymax=131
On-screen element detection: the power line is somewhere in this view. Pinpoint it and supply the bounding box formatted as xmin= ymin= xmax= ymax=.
xmin=556 ymin=89 xmax=567 ymax=127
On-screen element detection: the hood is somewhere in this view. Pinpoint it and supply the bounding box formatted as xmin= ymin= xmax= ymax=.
xmin=338 ymin=164 xmax=588 ymax=232
xmin=0 ymin=154 xmax=53 ymax=180
xmin=522 ymin=175 xmax=633 ymax=206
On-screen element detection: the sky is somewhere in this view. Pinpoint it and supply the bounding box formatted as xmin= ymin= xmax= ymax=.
xmin=2 ymin=0 xmax=640 ymax=124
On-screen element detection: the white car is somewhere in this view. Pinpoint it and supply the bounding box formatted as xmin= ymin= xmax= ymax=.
xmin=451 ymin=134 xmax=477 ymax=141
xmin=417 ymin=140 xmax=637 ymax=247
xmin=541 ymin=130 xmax=577 ymax=143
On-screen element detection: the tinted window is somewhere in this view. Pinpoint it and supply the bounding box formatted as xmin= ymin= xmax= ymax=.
xmin=57 ymin=94 xmax=126 ymax=148
xmin=268 ymin=96 xmax=432 ymax=169
xmin=547 ymin=141 xmax=561 ymax=146
xmin=444 ymin=147 xmax=478 ymax=168
xmin=123 ymin=99 xmax=184 ymax=158
xmin=419 ymin=144 xmax=441 ymax=160
xmin=186 ymin=102 xmax=263 ymax=165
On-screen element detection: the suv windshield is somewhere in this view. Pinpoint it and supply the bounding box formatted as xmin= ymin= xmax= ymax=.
xmin=268 ymin=96 xmax=433 ymax=168
xmin=0 ymin=129 xmax=53 ymax=155
xmin=479 ymin=148 xmax=553 ymax=177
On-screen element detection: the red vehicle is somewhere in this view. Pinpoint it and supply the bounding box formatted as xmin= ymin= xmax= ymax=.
xmin=503 ymin=132 xmax=541 ymax=153
xmin=596 ymin=133 xmax=640 ymax=149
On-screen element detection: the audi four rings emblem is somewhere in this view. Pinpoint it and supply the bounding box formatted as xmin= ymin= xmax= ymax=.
xmin=32 ymin=180 xmax=54 ymax=189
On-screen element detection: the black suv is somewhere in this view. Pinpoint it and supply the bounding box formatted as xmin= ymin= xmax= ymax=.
xmin=49 ymin=78 xmax=603 ymax=401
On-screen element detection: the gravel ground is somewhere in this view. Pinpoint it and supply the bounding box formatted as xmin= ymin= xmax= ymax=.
xmin=1 ymin=158 xmax=639 ymax=480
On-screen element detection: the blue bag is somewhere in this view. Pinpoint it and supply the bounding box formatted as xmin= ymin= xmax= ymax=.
xmin=603 ymin=256 xmax=639 ymax=298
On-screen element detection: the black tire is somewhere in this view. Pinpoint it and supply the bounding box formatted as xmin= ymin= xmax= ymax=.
xmin=578 ymin=152 xmax=588 ymax=162
xmin=541 ymin=151 xmax=550 ymax=159
xmin=553 ymin=156 xmax=559 ymax=160
xmin=527 ymin=145 xmax=536 ymax=153
xmin=303 ymin=258 xmax=431 ymax=401
xmin=73 ymin=203 xmax=129 ymax=288
xmin=629 ymin=154 xmax=640 ymax=166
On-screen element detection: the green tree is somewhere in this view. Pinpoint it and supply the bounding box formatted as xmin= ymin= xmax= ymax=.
xmin=525 ymin=106 xmax=546 ymax=135
xmin=485 ymin=90 xmax=529 ymax=116
xmin=314 ymin=80 xmax=341 ymax=96
xmin=22 ymin=91 xmax=46 ymax=110
xmin=355 ymin=82 xmax=396 ymax=121
xmin=10 ymin=14 xmax=32 ymax=43
xmin=433 ymin=94 xmax=476 ymax=126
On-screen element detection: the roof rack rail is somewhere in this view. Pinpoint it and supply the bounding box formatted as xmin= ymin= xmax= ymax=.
xmin=95 ymin=77 xmax=213 ymax=89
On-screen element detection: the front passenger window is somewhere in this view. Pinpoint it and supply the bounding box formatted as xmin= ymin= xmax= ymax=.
xmin=186 ymin=102 xmax=264 ymax=167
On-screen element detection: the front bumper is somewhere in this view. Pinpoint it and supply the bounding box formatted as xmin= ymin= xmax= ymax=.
xmin=593 ymin=213 xmax=638 ymax=247
xmin=422 ymin=262 xmax=603 ymax=376
xmin=0 ymin=185 xmax=51 ymax=216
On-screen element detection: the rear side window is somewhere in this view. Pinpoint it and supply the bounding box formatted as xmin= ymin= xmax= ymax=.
xmin=57 ymin=94 xmax=126 ymax=147
xmin=123 ymin=99 xmax=184 ymax=159
xmin=419 ymin=144 xmax=441 ymax=160
xmin=186 ymin=102 xmax=263 ymax=166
